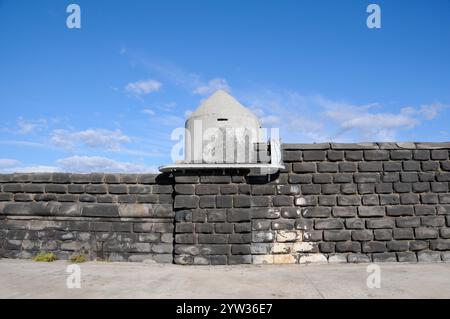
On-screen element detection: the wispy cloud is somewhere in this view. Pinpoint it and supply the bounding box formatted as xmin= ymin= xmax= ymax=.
xmin=243 ymin=90 xmax=447 ymax=142
xmin=51 ymin=129 xmax=131 ymax=151
xmin=0 ymin=159 xmax=20 ymax=168
xmin=142 ymin=108 xmax=156 ymax=116
xmin=125 ymin=79 xmax=162 ymax=95
xmin=17 ymin=117 xmax=48 ymax=135
xmin=193 ymin=78 xmax=230 ymax=95
xmin=56 ymin=155 xmax=157 ymax=173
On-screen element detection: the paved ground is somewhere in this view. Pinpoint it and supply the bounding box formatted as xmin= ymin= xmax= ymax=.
xmin=1 ymin=259 xmax=450 ymax=298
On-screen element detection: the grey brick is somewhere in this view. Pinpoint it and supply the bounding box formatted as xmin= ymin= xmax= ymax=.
xmin=85 ymin=184 xmax=107 ymax=194
xmin=272 ymin=220 xmax=295 ymax=230
xmin=281 ymin=207 xmax=302 ymax=218
xmin=175 ymin=234 xmax=196 ymax=244
xmin=394 ymin=183 xmax=412 ymax=193
xmin=386 ymin=205 xmax=414 ymax=216
xmin=401 ymin=172 xmax=418 ymax=183
xmin=174 ymin=195 xmax=199 ymax=209
xmin=152 ymin=185 xmax=173 ymax=194
xmin=422 ymin=161 xmax=439 ymax=171
xmin=375 ymin=183 xmax=393 ymax=194
xmin=380 ymin=194 xmax=400 ymax=205
xmin=3 ymin=184 xmax=22 ymax=193
xmin=345 ymin=151 xmax=363 ymax=161
xmin=359 ymin=162 xmax=382 ymax=172
xmin=410 ymin=241 xmax=429 ymax=251
xmin=362 ymin=241 xmax=386 ymax=253
xmin=419 ymin=172 xmax=435 ymax=182
xmin=413 ymin=182 xmax=430 ymax=193
xmin=431 ymin=150 xmax=448 ymax=160
xmin=334 ymin=173 xmax=353 ymax=183
xmin=313 ymin=173 xmax=332 ymax=184
xmin=358 ymin=206 xmax=385 ymax=217
xmin=303 ymin=151 xmax=326 ymax=161
xmin=358 ymin=184 xmax=375 ymax=194
xmin=195 ymin=223 xmax=214 ymax=233
xmin=199 ymin=195 xmax=215 ymax=208
xmin=335 ymin=241 xmax=361 ymax=253
xmin=367 ymin=219 xmax=395 ymax=229
xmin=228 ymin=209 xmax=250 ymax=222
xmin=421 ymin=216 xmax=445 ymax=227
xmin=413 ymin=150 xmax=430 ymax=160
xmin=176 ymin=223 xmax=195 ymax=233
xmin=390 ymin=150 xmax=412 ymax=160
xmin=352 ymin=230 xmax=373 ymax=241
xmin=108 ymin=185 xmax=128 ymax=194
xmin=302 ymin=207 xmax=331 ymax=218
xmin=345 ymin=218 xmax=365 ymax=229
xmin=321 ymin=184 xmax=340 ymax=194
xmin=117 ymin=195 xmax=136 ymax=203
xmin=339 ymin=162 xmax=357 ymax=172
xmin=354 ymin=173 xmax=380 ymax=183
xmin=347 ymin=253 xmax=371 ymax=263
xmin=442 ymin=161 xmax=450 ymax=171
xmin=364 ymin=150 xmax=389 ymax=160
xmin=362 ymin=194 xmax=379 ymax=206
xmin=440 ymin=194 xmax=450 ymax=204
xmin=437 ymin=172 xmax=450 ymax=182
xmin=251 ymin=185 xmax=275 ymax=195
xmin=396 ymin=217 xmax=420 ymax=228
xmin=418 ymin=251 xmax=441 ymax=262
xmin=397 ymin=252 xmax=417 ymax=262
xmin=393 ymin=228 xmax=414 ymax=240
xmin=30 ymin=173 xmax=52 ymax=183
xmin=292 ymin=162 xmax=316 ymax=173
xmin=374 ymin=229 xmax=392 ymax=241
xmin=421 ymin=193 xmax=439 ymax=204
xmin=337 ymin=195 xmax=360 ymax=206
xmin=332 ymin=206 xmax=357 ymax=218
xmin=315 ymin=219 xmax=344 ymax=230
xmin=252 ymin=231 xmax=274 ymax=243
xmin=403 ymin=161 xmax=420 ymax=171
xmin=372 ymin=253 xmax=397 ymax=262
xmin=196 ymin=184 xmax=219 ymax=195
xmin=216 ymin=195 xmax=232 ymax=208
xmin=22 ymin=184 xmax=45 ymax=193
xmin=327 ymin=150 xmax=344 ymax=161
xmin=430 ymin=239 xmax=450 ymax=250
xmin=220 ymin=184 xmax=238 ymax=195
xmin=198 ymin=234 xmax=228 ymax=244
xmin=431 ymin=182 xmax=448 ymax=193
xmin=415 ymin=227 xmax=439 ymax=239
xmin=81 ymin=204 xmax=119 ymax=217
xmin=382 ymin=172 xmax=399 ymax=182
xmin=383 ymin=162 xmax=402 ymax=172
xmin=235 ymin=223 xmax=251 ymax=233
xmin=341 ymin=184 xmax=357 ymax=195
xmin=283 ymin=150 xmax=301 ymax=162
xmin=288 ymin=174 xmax=312 ymax=184
xmin=300 ymin=184 xmax=321 ymax=195
xmin=68 ymin=184 xmax=85 ymax=194
xmin=323 ymin=230 xmax=351 ymax=241
xmin=206 ymin=209 xmax=226 ymax=222
xmin=295 ymin=219 xmax=314 ymax=230
xmin=251 ymin=196 xmax=270 ymax=207
xmin=317 ymin=162 xmax=338 ymax=173
xmin=400 ymin=193 xmax=419 ymax=204
xmin=252 ymin=207 xmax=280 ymax=219
xmin=273 ymin=195 xmax=293 ymax=206
xmin=319 ymin=195 xmax=337 ymax=206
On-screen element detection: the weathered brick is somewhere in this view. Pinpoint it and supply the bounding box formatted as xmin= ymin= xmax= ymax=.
xmin=345 ymin=218 xmax=365 ymax=229
xmin=332 ymin=206 xmax=357 ymax=217
xmin=317 ymin=162 xmax=338 ymax=173
xmin=415 ymin=227 xmax=439 ymax=239
xmin=367 ymin=219 xmax=395 ymax=229
xmin=390 ymin=150 xmax=412 ymax=160
xmin=327 ymin=150 xmax=344 ymax=161
xmin=393 ymin=228 xmax=414 ymax=240
xmin=431 ymin=182 xmax=448 ymax=193
xmin=362 ymin=194 xmax=379 ymax=206
xmin=374 ymin=229 xmax=392 ymax=241
xmin=337 ymin=195 xmax=360 ymax=206
xmin=358 ymin=206 xmax=385 ymax=217
xmin=364 ymin=150 xmax=389 ymax=161
xmin=292 ymin=162 xmax=316 ymax=173
xmin=362 ymin=241 xmax=386 ymax=253
xmin=421 ymin=216 xmax=445 ymax=227
xmin=421 ymin=194 xmax=439 ymax=204
xmin=319 ymin=195 xmax=337 ymax=206
xmin=422 ymin=161 xmax=439 ymax=171
xmin=400 ymin=193 xmax=419 ymax=204
xmin=313 ymin=173 xmax=333 ymax=184
xmin=383 ymin=162 xmax=402 ymax=172
xmin=358 ymin=183 xmax=375 ymax=194
xmin=300 ymin=184 xmax=321 ymax=195
xmin=302 ymin=207 xmax=331 ymax=218
xmin=174 ymin=195 xmax=199 ymax=209
xmin=252 ymin=207 xmax=280 ymax=219
xmin=352 ymin=230 xmax=373 ymax=241
xmin=334 ymin=173 xmax=353 ymax=183
xmin=386 ymin=205 xmax=414 ymax=216
xmin=303 ymin=151 xmax=326 ymax=161
xmin=431 ymin=150 xmax=448 ymax=160
xmin=354 ymin=173 xmax=380 ymax=183
xmin=345 ymin=151 xmax=363 ymax=161
xmin=315 ymin=219 xmax=344 ymax=230
xmin=359 ymin=162 xmax=382 ymax=172
xmin=341 ymin=184 xmax=357 ymax=195
xmin=288 ymin=174 xmax=312 ymax=184
xmin=396 ymin=217 xmax=420 ymax=228
xmin=339 ymin=162 xmax=357 ymax=172
xmin=228 ymin=209 xmax=251 ymax=222
xmin=323 ymin=230 xmax=351 ymax=241
xmin=413 ymin=150 xmax=430 ymax=160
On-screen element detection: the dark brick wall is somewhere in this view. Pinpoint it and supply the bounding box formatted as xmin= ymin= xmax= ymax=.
xmin=1 ymin=142 xmax=450 ymax=264
xmin=0 ymin=173 xmax=174 ymax=262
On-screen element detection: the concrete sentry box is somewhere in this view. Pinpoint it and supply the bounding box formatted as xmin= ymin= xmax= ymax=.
xmin=159 ymin=90 xmax=283 ymax=174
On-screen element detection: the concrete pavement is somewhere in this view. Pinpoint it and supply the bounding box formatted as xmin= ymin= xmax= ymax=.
xmin=0 ymin=259 xmax=449 ymax=298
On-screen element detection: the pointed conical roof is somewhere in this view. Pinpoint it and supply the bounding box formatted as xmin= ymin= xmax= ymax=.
xmin=190 ymin=90 xmax=259 ymax=120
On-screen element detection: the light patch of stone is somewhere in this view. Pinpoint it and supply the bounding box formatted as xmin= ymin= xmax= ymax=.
xmin=293 ymin=242 xmax=316 ymax=253
xmin=271 ymin=243 xmax=292 ymax=254
xmin=252 ymin=255 xmax=274 ymax=264
xmin=299 ymin=253 xmax=328 ymax=264
xmin=273 ymin=254 xmax=296 ymax=264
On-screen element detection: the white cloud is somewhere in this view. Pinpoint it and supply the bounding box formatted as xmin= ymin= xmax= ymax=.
xmin=193 ymin=78 xmax=230 ymax=95
xmin=17 ymin=117 xmax=47 ymax=135
xmin=0 ymin=159 xmax=20 ymax=168
xmin=125 ymin=79 xmax=162 ymax=95
xmin=184 ymin=109 xmax=193 ymax=118
xmin=51 ymin=129 xmax=131 ymax=151
xmin=243 ymin=90 xmax=446 ymax=142
xmin=56 ymin=156 xmax=157 ymax=173
xmin=142 ymin=108 xmax=155 ymax=116
xmin=0 ymin=165 xmax=60 ymax=173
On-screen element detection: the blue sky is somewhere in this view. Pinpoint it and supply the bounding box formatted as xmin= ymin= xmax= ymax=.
xmin=1 ymin=0 xmax=449 ymax=173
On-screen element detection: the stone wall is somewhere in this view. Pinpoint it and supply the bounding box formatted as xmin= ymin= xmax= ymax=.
xmin=0 ymin=173 xmax=174 ymax=262
xmin=1 ymin=142 xmax=450 ymax=264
